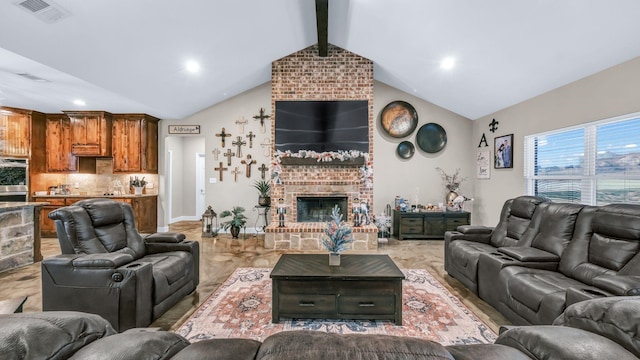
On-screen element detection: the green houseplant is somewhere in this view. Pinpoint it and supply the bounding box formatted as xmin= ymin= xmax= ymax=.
xmin=220 ymin=206 xmax=248 ymax=239
xmin=253 ymin=179 xmax=271 ymax=206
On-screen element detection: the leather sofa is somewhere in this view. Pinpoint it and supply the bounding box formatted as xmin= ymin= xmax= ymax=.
xmin=42 ymin=198 xmax=199 ymax=331
xmin=2 ymin=296 xmax=639 ymax=359
xmin=445 ymin=196 xmax=640 ymax=325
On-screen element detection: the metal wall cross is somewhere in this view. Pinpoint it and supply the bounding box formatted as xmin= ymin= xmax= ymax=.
xmin=214 ymin=162 xmax=228 ymax=182
xmin=246 ymin=131 xmax=256 ymax=148
xmin=224 ymin=148 xmax=235 ymax=166
xmin=241 ymin=155 xmax=257 ymax=178
xmin=253 ymin=107 xmax=271 ymax=133
xmin=258 ymin=163 xmax=269 ymax=180
xmin=232 ymin=136 xmax=246 ymax=158
xmin=215 ymin=127 xmax=232 ymax=147
xmin=235 ymin=116 xmax=248 ymax=134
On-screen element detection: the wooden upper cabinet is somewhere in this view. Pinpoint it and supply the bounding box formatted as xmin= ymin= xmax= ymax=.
xmin=112 ymin=114 xmax=159 ymax=173
xmin=64 ymin=111 xmax=112 ymax=157
xmin=0 ymin=107 xmax=32 ymax=158
xmin=46 ymin=114 xmax=77 ymax=172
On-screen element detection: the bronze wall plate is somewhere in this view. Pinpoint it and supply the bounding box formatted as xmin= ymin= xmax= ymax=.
xmin=380 ymin=101 xmax=418 ymax=138
xmin=396 ymin=141 xmax=415 ymax=159
xmin=416 ymin=123 xmax=447 ymax=153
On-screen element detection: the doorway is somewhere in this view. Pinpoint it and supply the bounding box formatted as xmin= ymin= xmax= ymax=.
xmin=195 ymin=153 xmax=205 ymax=218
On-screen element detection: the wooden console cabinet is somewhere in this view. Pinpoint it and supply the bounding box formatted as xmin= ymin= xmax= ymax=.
xmin=393 ymin=210 xmax=470 ymax=240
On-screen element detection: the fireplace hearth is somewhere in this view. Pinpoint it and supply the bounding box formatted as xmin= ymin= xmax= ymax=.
xmin=297 ymin=196 xmax=347 ymax=222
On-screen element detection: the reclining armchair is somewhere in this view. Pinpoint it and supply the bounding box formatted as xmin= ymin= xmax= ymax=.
xmin=42 ymin=198 xmax=199 ymax=331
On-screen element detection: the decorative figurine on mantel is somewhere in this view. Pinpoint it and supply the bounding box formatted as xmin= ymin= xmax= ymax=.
xmin=277 ymin=198 xmax=286 ymax=227
xmin=352 ymin=198 xmax=362 ymax=227
xmin=322 ymin=205 xmax=354 ymax=266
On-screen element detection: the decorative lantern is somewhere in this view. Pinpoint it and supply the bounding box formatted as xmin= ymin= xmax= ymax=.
xmin=352 ymin=198 xmax=362 ymax=227
xmin=277 ymin=198 xmax=286 ymax=227
xmin=201 ymin=205 xmax=218 ymax=237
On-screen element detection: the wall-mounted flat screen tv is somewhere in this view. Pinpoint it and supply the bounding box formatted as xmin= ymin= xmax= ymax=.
xmin=275 ymin=100 xmax=369 ymax=153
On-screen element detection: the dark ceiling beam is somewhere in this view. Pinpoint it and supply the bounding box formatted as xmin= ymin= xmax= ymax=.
xmin=316 ymin=0 xmax=328 ymax=57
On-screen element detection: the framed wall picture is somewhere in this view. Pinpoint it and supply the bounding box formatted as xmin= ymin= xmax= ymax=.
xmin=494 ymin=134 xmax=513 ymax=169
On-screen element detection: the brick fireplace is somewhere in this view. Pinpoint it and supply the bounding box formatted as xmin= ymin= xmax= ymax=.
xmin=264 ymin=44 xmax=378 ymax=251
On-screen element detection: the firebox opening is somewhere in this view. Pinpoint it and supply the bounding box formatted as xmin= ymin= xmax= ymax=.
xmin=296 ymin=196 xmax=348 ymax=222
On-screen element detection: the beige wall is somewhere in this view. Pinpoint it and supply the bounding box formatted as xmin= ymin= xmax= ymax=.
xmin=472 ymin=56 xmax=640 ymax=225
xmin=157 ymin=80 xmax=475 ymax=228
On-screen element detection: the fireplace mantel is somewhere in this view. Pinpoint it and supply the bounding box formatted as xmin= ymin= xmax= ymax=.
xmin=280 ymin=157 xmax=365 ymax=166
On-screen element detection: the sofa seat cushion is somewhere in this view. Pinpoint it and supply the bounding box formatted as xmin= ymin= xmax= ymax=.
xmin=501 ymin=266 xmax=602 ymax=324
xmin=140 ymin=251 xmax=194 ymax=302
xmin=256 ymin=330 xmax=454 ymax=360
xmin=1 ymin=311 xmax=116 ymax=360
xmin=446 ymin=344 xmax=532 ymax=360
xmin=496 ymin=325 xmax=638 ymax=360
xmin=449 ymin=240 xmax=498 ymax=283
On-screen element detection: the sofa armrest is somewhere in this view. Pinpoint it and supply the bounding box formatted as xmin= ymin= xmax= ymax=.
xmin=144 ymin=232 xmax=186 ymax=243
xmin=592 ymin=275 xmax=640 ymax=296
xmin=498 ymin=247 xmax=560 ymax=262
xmin=71 ymin=253 xmax=136 ymax=268
xmin=145 ymin=240 xmax=199 ymax=255
xmin=444 ymin=226 xmax=494 ymax=244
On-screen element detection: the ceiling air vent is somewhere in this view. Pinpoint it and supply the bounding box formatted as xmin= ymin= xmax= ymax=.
xmin=14 ymin=0 xmax=70 ymax=24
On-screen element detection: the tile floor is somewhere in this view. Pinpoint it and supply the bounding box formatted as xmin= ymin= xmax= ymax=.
xmin=0 ymin=221 xmax=510 ymax=333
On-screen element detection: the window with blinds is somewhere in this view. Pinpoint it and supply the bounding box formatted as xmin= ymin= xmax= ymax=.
xmin=524 ymin=113 xmax=640 ymax=205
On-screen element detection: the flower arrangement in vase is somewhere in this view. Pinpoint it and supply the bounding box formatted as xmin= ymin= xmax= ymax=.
xmin=129 ymin=176 xmax=147 ymax=195
xmin=322 ymin=205 xmax=354 ymax=266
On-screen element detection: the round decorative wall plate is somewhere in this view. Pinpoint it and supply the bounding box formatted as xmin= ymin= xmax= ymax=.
xmin=396 ymin=141 xmax=415 ymax=159
xmin=380 ymin=101 xmax=418 ymax=138
xmin=416 ymin=123 xmax=447 ymax=153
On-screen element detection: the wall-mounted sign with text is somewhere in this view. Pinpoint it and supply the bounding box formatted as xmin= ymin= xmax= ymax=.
xmin=168 ymin=125 xmax=200 ymax=134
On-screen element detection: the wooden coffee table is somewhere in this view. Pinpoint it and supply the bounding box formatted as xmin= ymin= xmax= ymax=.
xmin=270 ymin=254 xmax=405 ymax=325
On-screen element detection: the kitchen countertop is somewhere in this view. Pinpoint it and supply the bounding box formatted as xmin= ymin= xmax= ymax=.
xmin=0 ymin=202 xmax=50 ymax=210
xmin=32 ymin=194 xmax=157 ymax=198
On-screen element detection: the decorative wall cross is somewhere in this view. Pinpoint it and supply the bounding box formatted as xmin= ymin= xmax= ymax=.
xmin=241 ymin=155 xmax=257 ymax=178
xmin=258 ymin=163 xmax=269 ymax=180
xmin=214 ymin=162 xmax=228 ymax=182
xmin=246 ymin=131 xmax=255 ymax=148
xmin=212 ymin=148 xmax=221 ymax=161
xmin=223 ymin=148 xmax=235 ymax=166
xmin=215 ymin=127 xmax=232 ymax=147
xmin=232 ymin=136 xmax=246 ymax=158
xmin=253 ymin=107 xmax=271 ymax=134
xmin=231 ymin=166 xmax=242 ymax=182
xmin=235 ymin=116 xmax=248 ymax=134
xmin=260 ymin=138 xmax=272 ymax=157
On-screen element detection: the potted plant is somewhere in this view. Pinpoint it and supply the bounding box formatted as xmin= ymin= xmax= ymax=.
xmin=129 ymin=176 xmax=147 ymax=195
xmin=253 ymin=179 xmax=271 ymax=206
xmin=322 ymin=205 xmax=354 ymax=266
xmin=219 ymin=206 xmax=247 ymax=239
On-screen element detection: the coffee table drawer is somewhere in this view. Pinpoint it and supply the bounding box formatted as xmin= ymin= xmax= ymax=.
xmin=278 ymin=294 xmax=335 ymax=314
xmin=337 ymin=295 xmax=395 ymax=315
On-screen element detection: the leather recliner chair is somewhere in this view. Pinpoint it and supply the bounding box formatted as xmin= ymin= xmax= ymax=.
xmin=42 ymin=198 xmax=199 ymax=331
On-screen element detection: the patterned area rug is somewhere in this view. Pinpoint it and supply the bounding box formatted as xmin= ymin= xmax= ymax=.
xmin=177 ymin=268 xmax=497 ymax=345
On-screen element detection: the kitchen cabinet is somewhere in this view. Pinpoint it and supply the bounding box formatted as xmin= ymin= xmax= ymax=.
xmin=393 ymin=210 xmax=470 ymax=240
xmin=0 ymin=107 xmax=44 ymax=158
xmin=64 ymin=111 xmax=112 ymax=157
xmin=35 ymin=195 xmax=158 ymax=237
xmin=112 ymin=114 xmax=159 ymax=173
xmin=45 ymin=114 xmax=77 ymax=172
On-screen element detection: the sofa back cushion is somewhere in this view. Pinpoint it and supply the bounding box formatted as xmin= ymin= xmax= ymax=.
xmin=560 ymin=204 xmax=640 ymax=283
xmin=490 ymin=196 xmax=547 ymax=248
xmin=49 ymin=198 xmax=146 ymax=259
xmin=518 ymin=203 xmax=585 ymax=256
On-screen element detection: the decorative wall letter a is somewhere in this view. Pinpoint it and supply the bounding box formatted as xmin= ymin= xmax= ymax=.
xmin=478 ymin=133 xmax=489 ymax=148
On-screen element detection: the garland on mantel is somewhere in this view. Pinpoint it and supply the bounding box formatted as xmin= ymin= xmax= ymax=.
xmin=271 ymin=150 xmax=373 ymax=189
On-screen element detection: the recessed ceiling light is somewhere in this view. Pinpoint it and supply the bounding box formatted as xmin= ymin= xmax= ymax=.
xmin=440 ymin=57 xmax=456 ymax=70
xmin=185 ymin=60 xmax=200 ymax=73
xmin=73 ymin=99 xmax=86 ymax=106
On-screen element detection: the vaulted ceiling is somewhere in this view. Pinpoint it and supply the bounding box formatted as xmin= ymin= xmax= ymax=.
xmin=1 ymin=0 xmax=640 ymax=120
